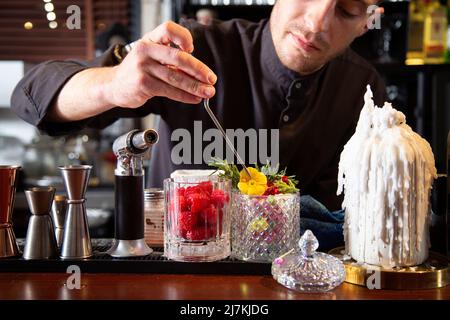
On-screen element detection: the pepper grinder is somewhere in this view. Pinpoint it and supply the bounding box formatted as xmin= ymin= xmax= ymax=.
xmin=0 ymin=165 xmax=21 ymax=258
xmin=51 ymin=194 xmax=67 ymax=248
xmin=23 ymin=187 xmax=58 ymax=260
xmin=107 ymin=129 xmax=159 ymax=257
xmin=59 ymin=165 xmax=92 ymax=259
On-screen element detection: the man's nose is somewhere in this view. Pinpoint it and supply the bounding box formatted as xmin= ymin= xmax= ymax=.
xmin=304 ymin=0 xmax=334 ymax=34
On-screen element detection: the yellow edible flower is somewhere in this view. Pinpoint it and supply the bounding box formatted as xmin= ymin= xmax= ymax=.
xmin=237 ymin=167 xmax=267 ymax=196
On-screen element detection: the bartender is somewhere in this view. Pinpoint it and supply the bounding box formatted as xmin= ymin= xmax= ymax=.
xmin=11 ymin=0 xmax=385 ymax=211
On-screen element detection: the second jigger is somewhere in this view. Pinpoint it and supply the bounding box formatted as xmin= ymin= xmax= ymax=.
xmin=59 ymin=165 xmax=93 ymax=259
xmin=51 ymin=195 xmax=67 ymax=248
xmin=23 ymin=187 xmax=58 ymax=260
xmin=106 ymin=129 xmax=159 ymax=257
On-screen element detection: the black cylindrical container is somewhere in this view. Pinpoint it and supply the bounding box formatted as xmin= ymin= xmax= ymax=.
xmin=115 ymin=175 xmax=144 ymax=240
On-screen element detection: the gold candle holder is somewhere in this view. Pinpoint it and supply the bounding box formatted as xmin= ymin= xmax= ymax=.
xmin=329 ymin=247 xmax=450 ymax=290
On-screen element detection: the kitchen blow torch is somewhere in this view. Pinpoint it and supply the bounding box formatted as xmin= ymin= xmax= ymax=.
xmin=107 ymin=129 xmax=159 ymax=257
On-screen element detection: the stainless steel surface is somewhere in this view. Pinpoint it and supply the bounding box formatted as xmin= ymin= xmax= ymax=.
xmin=112 ymin=129 xmax=159 ymax=176
xmin=60 ymin=202 xmax=92 ymax=259
xmin=24 ymin=186 xmax=55 ymax=215
xmin=131 ymin=129 xmax=159 ymax=150
xmin=203 ymin=99 xmax=251 ymax=178
xmin=51 ymin=194 xmax=67 ymax=248
xmin=58 ymin=165 xmax=92 ymax=200
xmin=106 ymin=239 xmax=152 ymax=257
xmin=23 ymin=186 xmax=58 ymax=260
xmin=23 ymin=216 xmax=58 ymax=260
xmin=59 ymin=165 xmax=92 ymax=259
xmin=51 ymin=195 xmax=67 ymax=229
xmin=55 ymin=228 xmax=63 ymax=249
xmin=0 ymin=165 xmax=20 ymax=258
xmin=14 ymin=189 xmax=115 ymax=211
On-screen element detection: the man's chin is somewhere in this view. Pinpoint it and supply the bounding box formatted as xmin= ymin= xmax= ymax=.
xmin=278 ymin=53 xmax=325 ymax=75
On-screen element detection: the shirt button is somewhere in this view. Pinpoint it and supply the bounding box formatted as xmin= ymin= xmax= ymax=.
xmin=283 ymin=115 xmax=290 ymax=122
xmin=295 ymin=82 xmax=302 ymax=89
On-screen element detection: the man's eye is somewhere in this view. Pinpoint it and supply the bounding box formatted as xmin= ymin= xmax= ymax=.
xmin=337 ymin=6 xmax=360 ymax=19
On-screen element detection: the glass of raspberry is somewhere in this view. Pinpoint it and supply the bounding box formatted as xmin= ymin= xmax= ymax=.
xmin=164 ymin=177 xmax=231 ymax=262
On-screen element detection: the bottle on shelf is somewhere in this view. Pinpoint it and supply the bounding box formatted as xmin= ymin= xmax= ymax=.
xmin=407 ymin=0 xmax=426 ymax=65
xmin=446 ymin=0 xmax=450 ymax=62
xmin=423 ymin=0 xmax=448 ymax=64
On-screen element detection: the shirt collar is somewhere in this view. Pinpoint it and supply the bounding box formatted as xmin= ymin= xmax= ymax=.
xmin=260 ymin=19 xmax=325 ymax=95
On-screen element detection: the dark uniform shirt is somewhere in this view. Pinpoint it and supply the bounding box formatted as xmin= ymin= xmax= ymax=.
xmin=11 ymin=18 xmax=386 ymax=211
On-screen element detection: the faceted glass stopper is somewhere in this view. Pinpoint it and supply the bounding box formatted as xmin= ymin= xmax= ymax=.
xmin=271 ymin=230 xmax=346 ymax=292
xmin=298 ymin=229 xmax=319 ymax=257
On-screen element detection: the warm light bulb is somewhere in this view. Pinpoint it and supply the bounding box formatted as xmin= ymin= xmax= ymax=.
xmin=24 ymin=21 xmax=33 ymax=30
xmin=47 ymin=12 xmax=56 ymax=21
xmin=44 ymin=3 xmax=54 ymax=12
xmin=49 ymin=21 xmax=58 ymax=29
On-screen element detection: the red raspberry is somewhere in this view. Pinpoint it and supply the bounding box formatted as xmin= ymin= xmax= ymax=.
xmin=263 ymin=186 xmax=280 ymax=195
xmin=178 ymin=195 xmax=189 ymax=211
xmin=282 ymin=176 xmax=289 ymax=184
xmin=170 ymin=193 xmax=189 ymax=212
xmin=184 ymin=186 xmax=197 ymax=197
xmin=199 ymin=204 xmax=217 ymax=225
xmin=210 ymin=189 xmax=229 ymax=208
xmin=178 ymin=211 xmax=199 ymax=233
xmin=174 ymin=181 xmax=226 ymax=240
xmin=197 ymin=181 xmax=213 ymax=196
xmin=263 ymin=187 xmax=273 ymax=195
xmin=186 ymin=192 xmax=210 ymax=213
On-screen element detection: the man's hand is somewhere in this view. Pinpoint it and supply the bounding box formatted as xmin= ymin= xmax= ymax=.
xmin=48 ymin=21 xmax=215 ymax=122
xmin=109 ymin=21 xmax=217 ymax=108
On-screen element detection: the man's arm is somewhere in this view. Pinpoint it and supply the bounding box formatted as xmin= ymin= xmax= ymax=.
xmin=12 ymin=22 xmax=217 ymax=128
xmin=46 ymin=66 xmax=116 ymax=122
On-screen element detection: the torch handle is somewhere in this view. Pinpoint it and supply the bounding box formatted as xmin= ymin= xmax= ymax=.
xmin=114 ymin=175 xmax=144 ymax=240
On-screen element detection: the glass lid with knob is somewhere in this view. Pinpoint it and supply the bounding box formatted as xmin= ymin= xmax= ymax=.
xmin=271 ymin=230 xmax=346 ymax=292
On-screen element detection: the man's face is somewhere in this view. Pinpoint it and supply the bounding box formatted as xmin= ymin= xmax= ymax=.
xmin=270 ymin=0 xmax=379 ymax=75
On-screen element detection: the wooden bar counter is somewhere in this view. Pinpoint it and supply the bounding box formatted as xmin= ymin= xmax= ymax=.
xmin=0 ymin=273 xmax=449 ymax=300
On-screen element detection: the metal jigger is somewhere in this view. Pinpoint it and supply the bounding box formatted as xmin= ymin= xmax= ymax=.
xmin=51 ymin=195 xmax=67 ymax=248
xmin=59 ymin=165 xmax=93 ymax=259
xmin=0 ymin=165 xmax=21 ymax=258
xmin=23 ymin=187 xmax=58 ymax=260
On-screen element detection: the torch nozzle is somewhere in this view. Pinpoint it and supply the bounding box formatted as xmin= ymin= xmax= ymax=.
xmin=131 ymin=129 xmax=159 ymax=150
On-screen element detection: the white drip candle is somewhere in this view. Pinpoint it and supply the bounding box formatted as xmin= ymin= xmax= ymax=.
xmin=337 ymin=85 xmax=437 ymax=268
